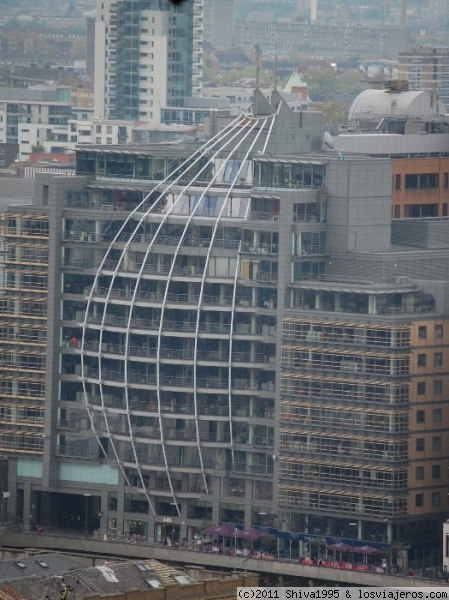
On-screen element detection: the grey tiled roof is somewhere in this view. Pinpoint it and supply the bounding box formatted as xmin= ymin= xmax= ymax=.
xmin=0 ymin=552 xmax=83 ymax=581
xmin=0 ymin=554 xmax=194 ymax=599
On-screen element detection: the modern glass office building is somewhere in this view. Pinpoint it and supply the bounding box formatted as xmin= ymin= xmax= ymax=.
xmin=2 ymin=91 xmax=449 ymax=563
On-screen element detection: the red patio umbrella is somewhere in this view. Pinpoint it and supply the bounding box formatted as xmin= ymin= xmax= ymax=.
xmin=326 ymin=542 xmax=355 ymax=552
xmin=236 ymin=527 xmax=265 ymax=541
xmin=355 ymin=545 xmax=381 ymax=555
xmin=201 ymin=524 xmax=236 ymax=537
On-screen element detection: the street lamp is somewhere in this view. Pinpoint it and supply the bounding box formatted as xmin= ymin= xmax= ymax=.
xmin=233 ymin=526 xmax=238 ymax=575
xmin=83 ymin=494 xmax=92 ymax=536
xmin=0 ymin=455 xmax=9 ymax=524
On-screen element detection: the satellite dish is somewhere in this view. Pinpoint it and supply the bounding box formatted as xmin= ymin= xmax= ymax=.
xmin=323 ymin=131 xmax=335 ymax=150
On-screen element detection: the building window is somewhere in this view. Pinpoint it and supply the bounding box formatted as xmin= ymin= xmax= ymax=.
xmin=417 ymin=354 xmax=426 ymax=367
xmin=435 ymin=324 xmax=443 ymax=338
xmin=415 ymin=494 xmax=424 ymax=507
xmin=417 ymin=382 xmax=426 ymax=395
xmin=416 ymin=438 xmax=425 ymax=451
xmin=404 ymin=204 xmax=438 ymax=218
xmin=443 ymin=203 xmax=448 ymax=217
xmin=432 ymin=492 xmax=441 ymax=506
xmin=444 ymin=173 xmax=448 ymax=188
xmin=405 ymin=173 xmax=439 ymax=189
xmin=96 ymin=125 xmax=101 ymax=133
xmin=433 ymin=380 xmax=442 ymax=394
xmin=433 ymin=437 xmax=441 ymax=451
xmin=418 ymin=326 xmax=427 ymax=339
xmin=394 ymin=174 xmax=401 ymax=189
xmin=416 ymin=410 xmax=425 ymax=424
xmin=434 ymin=352 xmax=443 ymax=366
xmin=432 ymin=465 xmax=441 ymax=478
xmin=394 ymin=205 xmax=400 ymax=218
xmin=416 ymin=466 xmax=424 ymax=480
xmin=433 ymin=408 xmax=442 ymax=423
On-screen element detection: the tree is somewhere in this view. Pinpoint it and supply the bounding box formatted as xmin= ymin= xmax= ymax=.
xmin=303 ymin=67 xmax=370 ymax=103
xmin=302 ymin=68 xmax=340 ymax=101
xmin=31 ymin=144 xmax=45 ymax=153
xmin=218 ymin=66 xmax=272 ymax=86
xmin=315 ymin=101 xmax=348 ymax=125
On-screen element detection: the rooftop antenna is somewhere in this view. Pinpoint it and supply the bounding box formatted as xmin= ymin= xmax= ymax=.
xmin=255 ymin=44 xmax=261 ymax=91
xmin=274 ymin=42 xmax=278 ymax=93
xmin=433 ymin=84 xmax=440 ymax=119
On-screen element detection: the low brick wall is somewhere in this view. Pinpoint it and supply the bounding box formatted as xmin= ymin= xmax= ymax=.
xmin=83 ymin=574 xmax=258 ymax=600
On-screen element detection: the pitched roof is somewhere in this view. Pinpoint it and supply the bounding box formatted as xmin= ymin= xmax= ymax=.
xmin=284 ymin=71 xmax=308 ymax=93
xmin=0 ymin=555 xmax=194 ymax=599
xmin=0 ymin=552 xmax=83 ymax=582
xmin=0 ymin=552 xmax=257 ymax=600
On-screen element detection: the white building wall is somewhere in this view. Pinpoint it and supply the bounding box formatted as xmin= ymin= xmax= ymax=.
xmin=18 ymin=123 xmax=40 ymax=158
xmin=192 ymin=0 xmax=203 ymax=97
xmin=139 ymin=10 xmax=169 ymax=124
xmin=68 ymin=118 xmax=133 ymax=145
xmin=16 ymin=117 xmax=134 ymax=157
xmin=94 ymin=0 xmax=111 ymax=119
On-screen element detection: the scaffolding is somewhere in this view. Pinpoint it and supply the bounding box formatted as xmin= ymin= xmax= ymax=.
xmin=282 ymin=316 xmax=412 ymax=348
xmin=0 ymin=211 xmax=49 ymax=455
xmin=278 ymin=483 xmax=407 ymax=518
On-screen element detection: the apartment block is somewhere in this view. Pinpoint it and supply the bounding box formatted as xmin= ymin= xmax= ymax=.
xmin=0 ymin=87 xmax=72 ymax=160
xmin=94 ymin=0 xmax=203 ymax=124
xmin=236 ymin=20 xmax=409 ymax=60
xmin=398 ymin=47 xmax=449 ymax=110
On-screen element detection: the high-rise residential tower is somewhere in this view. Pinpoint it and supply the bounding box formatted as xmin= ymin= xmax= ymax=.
xmin=398 ymin=47 xmax=449 ymax=110
xmin=94 ymin=0 xmax=203 ymax=124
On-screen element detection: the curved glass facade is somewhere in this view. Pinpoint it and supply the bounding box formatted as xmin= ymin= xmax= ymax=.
xmin=80 ymin=108 xmax=278 ymax=522
xmin=3 ymin=91 xmax=447 ymax=560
